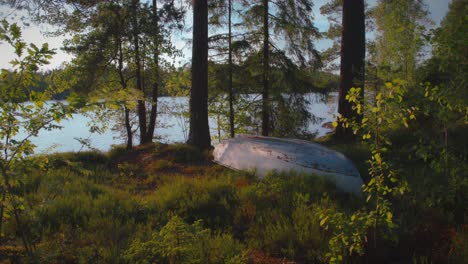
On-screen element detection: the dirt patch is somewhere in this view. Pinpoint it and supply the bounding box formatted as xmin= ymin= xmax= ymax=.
xmin=110 ymin=143 xmax=227 ymax=179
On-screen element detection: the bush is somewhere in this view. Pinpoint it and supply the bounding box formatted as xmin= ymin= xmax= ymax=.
xmin=245 ymin=194 xmax=329 ymax=262
xmin=14 ymin=167 xmax=148 ymax=263
xmin=117 ymin=162 xmax=146 ymax=179
xmin=238 ymin=172 xmax=341 ymax=218
xmin=157 ymin=144 xmax=208 ymax=164
xmin=147 ymin=159 xmax=174 ymax=173
xmin=48 ymin=151 xmax=109 ymax=168
xmin=449 ymin=226 xmax=468 ymax=263
xmin=124 ymin=215 xmax=246 ymax=264
xmin=107 ymin=145 xmax=130 ymax=161
xmin=144 ymin=177 xmax=240 ymax=230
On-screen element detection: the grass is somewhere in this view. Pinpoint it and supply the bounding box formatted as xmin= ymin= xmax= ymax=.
xmin=1 ymin=139 xmax=465 ymax=263
xmin=1 ymin=142 xmax=354 ymax=263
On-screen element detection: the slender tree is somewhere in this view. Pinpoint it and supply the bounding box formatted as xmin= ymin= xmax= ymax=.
xmin=138 ymin=0 xmax=184 ymax=144
xmin=261 ymin=0 xmax=270 ymax=136
xmin=320 ymin=0 xmax=343 ymax=72
xmin=7 ymin=0 xmax=184 ymax=146
xmin=116 ymin=30 xmax=134 ymax=150
xmin=370 ymin=0 xmax=430 ymax=83
xmin=242 ymin=0 xmax=319 ymax=136
xmin=335 ymin=0 xmax=365 ymax=139
xmin=147 ymin=0 xmax=160 ymax=143
xmin=432 ymin=0 xmax=467 ymax=88
xmin=228 ymin=0 xmax=235 ymax=138
xmin=187 ymin=0 xmax=211 ymax=149
xmin=206 ymin=0 xmax=240 ymax=138
xmin=60 ymin=1 xmax=138 ymax=149
xmin=130 ymin=0 xmax=149 ymax=144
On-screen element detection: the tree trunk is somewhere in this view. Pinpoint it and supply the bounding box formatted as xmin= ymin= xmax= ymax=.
xmin=147 ymin=0 xmax=159 ymax=141
xmin=124 ymin=106 xmax=133 ymax=150
xmin=261 ymin=0 xmax=270 ymax=136
xmin=132 ymin=0 xmax=149 ymax=144
xmin=117 ymin=34 xmax=133 ymax=150
xmin=228 ymin=0 xmax=235 ymax=138
xmin=0 ymin=190 xmax=6 ymax=242
xmin=187 ymin=0 xmax=211 ymax=150
xmin=1 ymin=167 xmax=32 ymax=256
xmin=336 ymin=0 xmax=365 ymax=139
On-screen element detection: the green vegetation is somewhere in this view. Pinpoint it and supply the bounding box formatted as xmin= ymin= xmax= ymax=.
xmin=0 ymin=0 xmax=467 ymax=263
xmin=0 ymin=144 xmax=349 ymax=263
xmin=1 ymin=133 xmax=465 ymax=263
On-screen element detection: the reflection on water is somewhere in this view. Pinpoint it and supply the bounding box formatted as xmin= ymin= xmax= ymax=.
xmin=22 ymin=93 xmax=338 ymax=153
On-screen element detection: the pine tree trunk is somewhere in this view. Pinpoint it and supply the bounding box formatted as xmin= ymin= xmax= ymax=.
xmin=0 ymin=191 xmax=6 ymax=243
xmin=147 ymin=0 xmax=159 ymax=141
xmin=187 ymin=0 xmax=211 ymax=149
xmin=132 ymin=0 xmax=149 ymax=144
xmin=261 ymin=0 xmax=270 ymax=136
xmin=117 ymin=35 xmax=133 ymax=150
xmin=124 ymin=106 xmax=133 ymax=150
xmin=336 ymin=0 xmax=365 ymax=139
xmin=228 ymin=0 xmax=235 ymax=138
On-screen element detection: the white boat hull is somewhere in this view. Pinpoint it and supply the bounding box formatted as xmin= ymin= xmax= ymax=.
xmin=213 ymin=135 xmax=363 ymax=194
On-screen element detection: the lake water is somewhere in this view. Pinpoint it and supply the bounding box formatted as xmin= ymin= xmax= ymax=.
xmin=24 ymin=93 xmax=338 ymax=153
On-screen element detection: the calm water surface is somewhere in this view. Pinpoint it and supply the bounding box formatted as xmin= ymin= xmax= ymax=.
xmin=24 ymin=93 xmax=338 ymax=153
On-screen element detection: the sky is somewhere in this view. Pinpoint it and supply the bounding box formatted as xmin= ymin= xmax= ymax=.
xmin=0 ymin=0 xmax=452 ymax=70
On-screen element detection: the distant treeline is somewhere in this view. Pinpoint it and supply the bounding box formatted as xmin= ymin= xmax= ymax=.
xmin=34 ymin=64 xmax=339 ymax=99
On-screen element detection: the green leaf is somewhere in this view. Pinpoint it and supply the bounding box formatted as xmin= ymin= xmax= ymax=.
xmin=386 ymin=212 xmax=393 ymax=222
xmin=403 ymin=119 xmax=409 ymax=128
xmin=320 ymin=216 xmax=329 ymax=226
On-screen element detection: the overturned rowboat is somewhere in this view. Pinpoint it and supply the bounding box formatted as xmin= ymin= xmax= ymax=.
xmin=213 ymin=135 xmax=363 ymax=194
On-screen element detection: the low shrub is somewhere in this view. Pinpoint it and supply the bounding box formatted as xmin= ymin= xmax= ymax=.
xmin=124 ymin=215 xmax=246 ymax=264
xmin=144 ymin=176 xmax=240 ymax=230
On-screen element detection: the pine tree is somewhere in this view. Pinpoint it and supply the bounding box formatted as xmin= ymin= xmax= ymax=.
xmin=207 ymin=0 xmax=239 ymax=138
xmin=335 ymin=0 xmax=365 ymax=139
xmin=370 ymin=0 xmax=430 ymax=83
xmin=10 ymin=0 xmax=184 ymax=147
xmin=187 ymin=0 xmax=211 ymax=149
xmin=241 ymin=0 xmax=320 ymax=136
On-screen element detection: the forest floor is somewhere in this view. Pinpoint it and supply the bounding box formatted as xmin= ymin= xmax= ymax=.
xmin=0 ymin=140 xmax=465 ymax=263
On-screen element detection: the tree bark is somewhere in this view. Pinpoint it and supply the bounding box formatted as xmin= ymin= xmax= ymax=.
xmin=187 ymin=0 xmax=211 ymax=149
xmin=0 ymin=190 xmax=5 ymax=242
xmin=117 ymin=32 xmax=133 ymax=150
xmin=336 ymin=0 xmax=365 ymax=139
xmin=131 ymin=0 xmax=149 ymax=144
xmin=147 ymin=0 xmax=159 ymax=141
xmin=124 ymin=106 xmax=133 ymax=150
xmin=261 ymin=0 xmax=270 ymax=136
xmin=228 ymin=0 xmax=235 ymax=138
